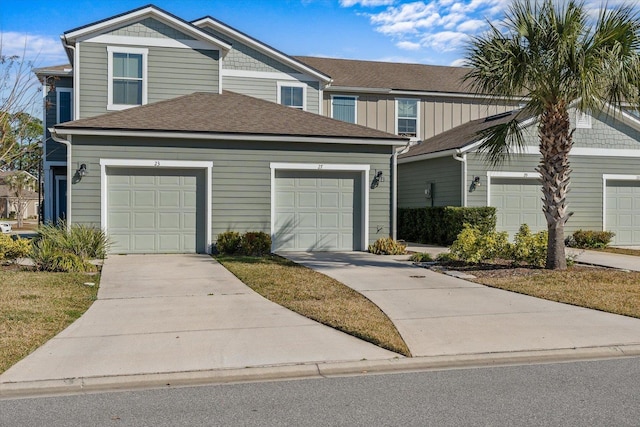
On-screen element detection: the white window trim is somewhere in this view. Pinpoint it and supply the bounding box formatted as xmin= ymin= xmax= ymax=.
xmin=276 ymin=81 xmax=307 ymax=111
xmin=107 ymin=46 xmax=148 ymax=111
xmin=269 ymin=162 xmax=370 ymax=251
xmin=99 ymin=159 xmax=213 ymax=253
xmin=602 ymin=174 xmax=640 ymax=232
xmin=486 ymin=171 xmax=541 ymax=206
xmin=56 ymin=87 xmax=74 ymax=123
xmin=395 ymin=98 xmax=420 ymax=141
xmin=330 ymin=95 xmax=358 ymax=124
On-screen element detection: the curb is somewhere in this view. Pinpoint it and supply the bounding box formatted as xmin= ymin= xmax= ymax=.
xmin=3 ymin=344 xmax=640 ymax=399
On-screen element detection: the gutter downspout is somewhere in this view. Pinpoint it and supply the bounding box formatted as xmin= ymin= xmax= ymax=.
xmin=452 ymin=151 xmax=467 ymax=207
xmin=49 ymin=128 xmax=72 ymax=231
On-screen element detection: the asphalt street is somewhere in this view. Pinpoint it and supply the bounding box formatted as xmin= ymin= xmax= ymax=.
xmin=2 ymin=357 xmax=639 ymax=426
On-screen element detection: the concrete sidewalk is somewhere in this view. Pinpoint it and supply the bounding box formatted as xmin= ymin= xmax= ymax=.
xmin=0 ymin=255 xmax=397 ymax=396
xmin=568 ymin=248 xmax=640 ymax=271
xmin=284 ymin=252 xmax=640 ymax=358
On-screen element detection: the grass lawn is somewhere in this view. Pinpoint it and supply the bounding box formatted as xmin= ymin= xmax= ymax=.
xmin=216 ymin=254 xmax=411 ymax=357
xmin=464 ymin=265 xmax=640 ymax=319
xmin=0 ymin=270 xmax=99 ymax=374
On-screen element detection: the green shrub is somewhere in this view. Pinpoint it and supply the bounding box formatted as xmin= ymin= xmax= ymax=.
xmin=398 ymin=207 xmax=496 ymax=245
xmin=569 ymin=229 xmax=615 ymax=249
xmin=36 ymin=221 xmax=109 ymax=259
xmin=31 ymin=239 xmax=96 ymax=273
xmin=240 ymin=231 xmax=271 ymax=256
xmin=0 ymin=234 xmax=32 ymax=263
xmin=368 ymin=237 xmax=407 ymax=255
xmin=511 ymin=224 xmax=547 ymax=267
xmin=409 ymin=252 xmax=433 ymax=262
xmin=435 ymin=252 xmax=457 ymax=263
xmin=449 ymin=225 xmax=510 ymax=263
xmin=216 ymin=231 xmax=242 ymax=254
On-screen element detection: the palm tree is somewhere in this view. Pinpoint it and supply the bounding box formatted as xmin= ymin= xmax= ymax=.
xmin=464 ymin=0 xmax=640 ymax=270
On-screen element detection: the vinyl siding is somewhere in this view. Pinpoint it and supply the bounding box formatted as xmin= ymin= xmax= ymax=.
xmin=398 ymin=156 xmax=461 ymax=208
xmin=573 ymin=111 xmax=640 ymax=150
xmin=224 ymin=76 xmax=320 ymax=113
xmin=70 ymin=137 xmax=393 ymax=246
xmin=78 ymin=42 xmax=219 ymax=119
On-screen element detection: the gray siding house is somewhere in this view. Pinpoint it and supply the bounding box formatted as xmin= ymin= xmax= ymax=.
xmin=398 ymin=109 xmax=640 ymax=246
xmin=35 ymin=5 xmax=406 ymax=254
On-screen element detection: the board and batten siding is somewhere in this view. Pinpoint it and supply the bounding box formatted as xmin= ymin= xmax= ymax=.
xmin=398 ymin=156 xmax=461 ymax=208
xmin=78 ymin=42 xmax=219 ymax=119
xmin=70 ymin=137 xmax=393 ymax=246
xmin=323 ymin=93 xmax=520 ymax=139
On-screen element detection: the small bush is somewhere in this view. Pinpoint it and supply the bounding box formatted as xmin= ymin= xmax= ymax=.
xmin=435 ymin=252 xmax=457 ymax=264
xmin=569 ymin=229 xmax=615 ymax=249
xmin=0 ymin=234 xmax=31 ymax=263
xmin=450 ymin=225 xmax=510 ymax=263
xmin=409 ymin=252 xmax=433 ymax=262
xmin=510 ymin=224 xmax=547 ymax=267
xmin=31 ymin=239 xmax=96 ymax=273
xmin=36 ymin=222 xmax=109 ymax=259
xmin=216 ymin=231 xmax=242 ymax=254
xmin=240 ymin=231 xmax=271 ymax=256
xmin=368 ymin=237 xmax=407 ymax=255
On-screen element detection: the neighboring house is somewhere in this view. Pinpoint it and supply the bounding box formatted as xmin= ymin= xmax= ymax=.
xmin=0 ymin=171 xmax=39 ymax=220
xmin=34 ymin=5 xmax=406 ymax=254
xmin=397 ymin=108 xmax=640 ymax=246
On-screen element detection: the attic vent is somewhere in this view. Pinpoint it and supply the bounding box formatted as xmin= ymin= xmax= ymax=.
xmin=484 ymin=111 xmax=512 ymax=122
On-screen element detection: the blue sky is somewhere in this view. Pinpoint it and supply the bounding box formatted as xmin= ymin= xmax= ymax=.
xmin=1 ymin=0 xmax=636 ymax=68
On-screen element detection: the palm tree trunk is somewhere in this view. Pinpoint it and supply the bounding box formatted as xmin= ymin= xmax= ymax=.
xmin=537 ymin=102 xmax=573 ymax=270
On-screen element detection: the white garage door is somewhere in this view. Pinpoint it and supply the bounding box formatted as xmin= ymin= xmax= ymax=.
xmin=107 ymin=168 xmax=204 ymax=253
xmin=606 ymin=180 xmax=640 ymax=245
xmin=490 ymin=177 xmax=546 ymax=238
xmin=274 ymin=170 xmax=361 ymax=251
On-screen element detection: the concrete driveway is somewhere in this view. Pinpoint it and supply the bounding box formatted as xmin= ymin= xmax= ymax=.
xmin=0 ymin=255 xmax=397 ymax=391
xmin=284 ymin=252 xmax=640 ymax=358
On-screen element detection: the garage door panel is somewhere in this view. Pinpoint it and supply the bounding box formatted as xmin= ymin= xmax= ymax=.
xmin=298 ymin=192 xmax=317 ymax=208
xmin=298 ymin=212 xmax=317 ymax=228
xmin=158 ymin=191 xmax=180 ymax=207
xmin=320 ymin=192 xmax=339 ymax=208
xmin=109 ymin=190 xmax=130 ymax=206
xmin=158 ymin=212 xmax=180 ymax=228
xmin=491 ymin=178 xmax=545 ymax=238
xmin=133 ymin=235 xmax=156 ymax=252
xmin=133 ymin=175 xmax=155 ymax=185
xmin=607 ymin=180 xmax=640 ymax=245
xmin=109 ymin=212 xmax=131 ymax=228
xmin=320 ymin=213 xmax=339 ymax=228
xmin=133 ymin=190 xmax=155 ymax=207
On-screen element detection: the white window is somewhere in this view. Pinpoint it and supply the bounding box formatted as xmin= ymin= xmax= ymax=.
xmin=396 ymin=98 xmax=419 ymax=138
xmin=107 ymin=46 xmax=148 ymax=110
xmin=277 ymin=82 xmax=306 ymax=110
xmin=331 ymin=95 xmax=357 ymax=124
xmin=56 ymin=87 xmax=73 ymax=123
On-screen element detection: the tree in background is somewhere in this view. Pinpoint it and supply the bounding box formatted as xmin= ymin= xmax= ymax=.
xmin=464 ymin=0 xmax=640 ymax=270
xmin=1 ymin=112 xmax=43 ymax=175
xmin=4 ymin=170 xmax=37 ymax=228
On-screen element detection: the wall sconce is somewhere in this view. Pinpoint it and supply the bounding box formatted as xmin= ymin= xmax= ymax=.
xmin=370 ymin=170 xmax=384 ymax=189
xmin=77 ymin=164 xmax=87 ymax=177
xmin=469 ymin=176 xmax=481 ymax=192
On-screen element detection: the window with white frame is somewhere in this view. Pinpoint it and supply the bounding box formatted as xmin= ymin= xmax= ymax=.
xmin=107 ymin=46 xmax=148 ymax=110
xmin=397 ymin=98 xmax=418 ymax=138
xmin=56 ymin=88 xmax=73 ymax=124
xmin=277 ymin=82 xmax=305 ymax=110
xmin=331 ymin=95 xmax=357 ymax=123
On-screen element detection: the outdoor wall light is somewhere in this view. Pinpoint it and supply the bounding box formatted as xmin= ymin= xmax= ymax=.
xmin=77 ymin=164 xmax=87 ymax=177
xmin=370 ymin=170 xmax=384 ymax=189
xmin=469 ymin=176 xmax=481 ymax=192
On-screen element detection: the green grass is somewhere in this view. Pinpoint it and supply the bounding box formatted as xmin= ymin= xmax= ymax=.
xmin=216 ymin=254 xmax=411 ymax=356
xmin=0 ymin=270 xmax=99 ymax=374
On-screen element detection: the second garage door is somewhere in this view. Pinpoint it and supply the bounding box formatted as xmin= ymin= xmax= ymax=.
xmin=274 ymin=170 xmax=362 ymax=251
xmin=606 ymin=180 xmax=640 ymax=245
xmin=107 ymin=168 xmax=205 ymax=253
xmin=490 ymin=177 xmax=546 ymax=238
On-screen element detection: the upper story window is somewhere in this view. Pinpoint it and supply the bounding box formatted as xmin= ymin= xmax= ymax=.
xmin=277 ymin=82 xmax=306 ymax=110
xmin=107 ymin=46 xmax=148 ymax=110
xmin=396 ymin=98 xmax=419 ymax=138
xmin=56 ymin=88 xmax=73 ymax=124
xmin=331 ymin=96 xmax=357 ymax=124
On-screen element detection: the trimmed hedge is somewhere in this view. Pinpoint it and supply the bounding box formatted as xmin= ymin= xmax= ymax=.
xmin=398 ymin=206 xmax=497 ymax=245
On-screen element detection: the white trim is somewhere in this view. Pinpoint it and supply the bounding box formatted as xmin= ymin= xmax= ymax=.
xmin=330 ymin=95 xmax=358 ymax=124
xmin=395 ymin=98 xmax=420 ymax=139
xmin=107 ymin=46 xmax=148 ymax=111
xmin=54 ymin=128 xmax=406 ymax=146
xmin=56 ymin=87 xmax=74 ymax=123
xmin=486 ymin=171 xmax=541 ymax=206
xmin=99 ymin=159 xmax=213 ymax=254
xmin=74 ymin=43 xmax=80 ymax=119
xmin=218 ymin=57 xmax=223 ymax=94
xmin=269 ymin=162 xmax=370 ymax=251
xmin=222 ymin=69 xmax=318 ymax=82
xmin=326 ymin=85 xmax=520 ymax=101
xmin=54 ymin=175 xmax=67 ymax=221
xmin=193 ymin=17 xmax=330 ymax=83
xmin=66 ymin=5 xmax=231 ymax=51
xmin=83 ymin=34 xmax=221 ymax=51
xmin=602 ymin=174 xmax=640 ymax=232
xmin=276 ymin=81 xmax=307 ymax=111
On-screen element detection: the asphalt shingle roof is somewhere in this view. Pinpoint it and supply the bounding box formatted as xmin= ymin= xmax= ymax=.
xmin=55 ymin=91 xmax=406 ymax=141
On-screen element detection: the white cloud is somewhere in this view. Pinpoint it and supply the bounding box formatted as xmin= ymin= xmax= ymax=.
xmin=421 ymin=30 xmax=470 ymax=52
xmin=457 ymin=18 xmax=487 ymax=32
xmin=339 ymin=0 xmax=396 ymax=6
xmin=370 ymin=2 xmax=441 ymax=34
xmin=396 ymin=40 xmax=421 ymax=50
xmin=0 ymin=32 xmax=67 ymax=66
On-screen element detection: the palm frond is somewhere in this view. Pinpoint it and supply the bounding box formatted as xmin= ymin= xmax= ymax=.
xmin=476 ymin=114 xmax=528 ymax=166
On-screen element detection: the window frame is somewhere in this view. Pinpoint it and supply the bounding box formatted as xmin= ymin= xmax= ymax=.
xmin=56 ymin=87 xmax=74 ymax=124
xmin=330 ymin=95 xmax=358 ymax=124
xmin=395 ymin=98 xmax=420 ymax=140
xmin=107 ymin=46 xmax=148 ymax=111
xmin=277 ymin=81 xmax=307 ymax=111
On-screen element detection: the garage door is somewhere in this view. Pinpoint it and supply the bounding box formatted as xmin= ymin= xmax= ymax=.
xmin=606 ymin=180 xmax=640 ymax=245
xmin=274 ymin=170 xmax=361 ymax=251
xmin=107 ymin=168 xmax=204 ymax=253
xmin=490 ymin=177 xmax=546 ymax=238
